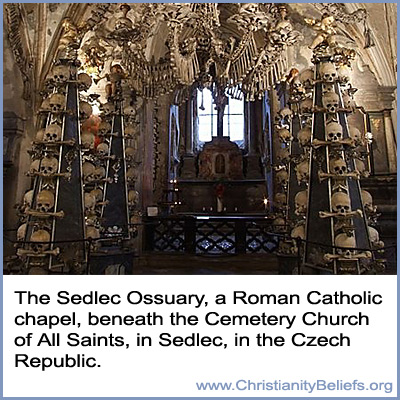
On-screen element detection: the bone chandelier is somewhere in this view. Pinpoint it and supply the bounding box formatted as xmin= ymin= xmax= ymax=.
xmin=77 ymin=3 xmax=302 ymax=102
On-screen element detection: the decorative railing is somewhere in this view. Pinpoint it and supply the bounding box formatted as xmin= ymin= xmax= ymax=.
xmin=144 ymin=216 xmax=280 ymax=255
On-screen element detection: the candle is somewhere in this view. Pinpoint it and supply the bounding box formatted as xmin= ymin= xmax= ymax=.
xmin=263 ymin=198 xmax=268 ymax=211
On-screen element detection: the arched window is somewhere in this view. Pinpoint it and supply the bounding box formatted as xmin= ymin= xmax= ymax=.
xmin=197 ymin=88 xmax=245 ymax=147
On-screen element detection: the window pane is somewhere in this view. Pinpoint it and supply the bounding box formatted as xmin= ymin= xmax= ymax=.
xmin=229 ymin=115 xmax=244 ymax=141
xmin=228 ymin=97 xmax=244 ymax=114
xmin=198 ymin=115 xmax=212 ymax=142
xmin=212 ymin=113 xmax=218 ymax=137
xmin=198 ymin=89 xmax=216 ymax=142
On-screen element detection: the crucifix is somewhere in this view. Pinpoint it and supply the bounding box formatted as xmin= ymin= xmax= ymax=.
xmin=213 ymin=84 xmax=228 ymax=138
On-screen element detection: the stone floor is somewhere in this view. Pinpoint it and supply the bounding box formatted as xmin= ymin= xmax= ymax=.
xmin=133 ymin=252 xmax=284 ymax=275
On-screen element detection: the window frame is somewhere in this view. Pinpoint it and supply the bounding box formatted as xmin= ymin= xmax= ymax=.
xmin=195 ymin=88 xmax=246 ymax=148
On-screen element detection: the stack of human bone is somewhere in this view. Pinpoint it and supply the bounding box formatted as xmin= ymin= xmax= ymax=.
xmin=300 ymin=13 xmax=383 ymax=273
xmin=272 ymin=106 xmax=293 ymax=235
xmin=285 ymin=67 xmax=315 ymax=249
xmin=15 ymin=27 xmax=82 ymax=273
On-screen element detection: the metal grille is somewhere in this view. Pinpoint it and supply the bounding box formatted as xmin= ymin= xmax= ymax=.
xmin=153 ymin=220 xmax=185 ymax=252
xmin=246 ymin=221 xmax=279 ymax=253
xmin=195 ymin=221 xmax=236 ymax=254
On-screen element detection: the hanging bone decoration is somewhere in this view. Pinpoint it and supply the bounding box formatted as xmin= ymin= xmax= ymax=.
xmin=80 ymin=3 xmax=301 ymax=103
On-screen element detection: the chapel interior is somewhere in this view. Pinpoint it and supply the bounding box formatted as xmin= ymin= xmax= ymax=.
xmin=3 ymin=3 xmax=397 ymax=275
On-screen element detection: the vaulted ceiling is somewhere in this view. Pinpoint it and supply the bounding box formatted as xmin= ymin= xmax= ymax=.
xmin=4 ymin=3 xmax=397 ymax=103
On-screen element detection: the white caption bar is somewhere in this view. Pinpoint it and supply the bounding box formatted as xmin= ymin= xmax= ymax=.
xmin=3 ymin=275 xmax=397 ymax=397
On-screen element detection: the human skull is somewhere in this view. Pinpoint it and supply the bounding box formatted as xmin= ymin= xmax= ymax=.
xmin=320 ymin=62 xmax=337 ymax=83
xmin=17 ymin=223 xmax=27 ymax=241
xmin=126 ymin=167 xmax=138 ymax=182
xmin=274 ymin=19 xmax=293 ymax=42
xmin=323 ymin=92 xmax=340 ymax=114
xmin=130 ymin=214 xmax=142 ymax=225
xmin=354 ymin=159 xmax=366 ymax=175
xmin=36 ymin=190 xmax=55 ymax=213
xmin=322 ymin=82 xmax=335 ymax=95
xmin=277 ymin=147 xmax=290 ymax=163
xmin=278 ymin=107 xmax=292 ymax=120
xmin=272 ymin=217 xmax=286 ymax=233
xmin=292 ymin=77 xmax=303 ymax=92
xmin=300 ymin=97 xmax=313 ymax=114
xmin=86 ymin=226 xmax=100 ymax=240
xmin=326 ymin=121 xmax=343 ymax=142
xmin=275 ymin=170 xmax=288 ymax=186
xmin=29 ymin=159 xmax=41 ymax=175
xmin=84 ymin=192 xmax=96 ymax=211
xmin=278 ymin=128 xmax=291 ymax=143
xmin=298 ymin=126 xmax=312 ymax=147
xmin=40 ymin=157 xmax=58 ymax=176
xmin=94 ymin=166 xmax=106 ymax=181
xmin=128 ymin=190 xmax=139 ymax=205
xmin=77 ymin=73 xmax=92 ymax=91
xmin=299 ymin=68 xmax=314 ymax=88
xmin=51 ymin=65 xmax=70 ymax=84
xmin=82 ymin=161 xmax=96 ymax=182
xmin=36 ymin=128 xmax=46 ymax=141
xmin=79 ymin=101 xmax=92 ymax=120
xmin=295 ymin=190 xmax=308 ymax=215
xmin=109 ymin=64 xmax=125 ymax=82
xmin=342 ymin=92 xmax=355 ymax=110
xmin=44 ymin=124 xmax=61 ymax=142
xmin=90 ymin=188 xmax=103 ymax=202
xmin=337 ymin=65 xmax=351 ymax=84
xmin=40 ymin=98 xmax=51 ymax=112
xmin=361 ymin=190 xmax=373 ymax=211
xmin=125 ymin=125 xmax=139 ymax=137
xmin=291 ymin=224 xmax=305 ymax=240
xmin=49 ymin=93 xmax=65 ymax=113
xmin=274 ymin=192 xmax=287 ymax=208
xmin=335 ymin=233 xmax=356 ymax=256
xmin=329 ymin=157 xmax=347 ymax=175
xmin=125 ymin=147 xmax=136 ymax=160
xmin=101 ymin=102 xmax=115 ymax=116
xmin=331 ymin=191 xmax=351 ymax=215
xmin=296 ymin=160 xmax=309 ymax=183
xmin=368 ymin=226 xmax=384 ymax=248
xmin=115 ymin=14 xmax=133 ymax=32
xmin=23 ymin=189 xmax=34 ymax=208
xmin=97 ymin=142 xmax=109 ymax=156
xmin=81 ymin=132 xmax=95 ymax=149
xmin=124 ymin=105 xmax=137 ymax=120
xmin=349 ymin=126 xmax=363 ymax=145
xmin=98 ymin=121 xmax=112 ymax=136
xmin=30 ymin=229 xmax=51 ymax=252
